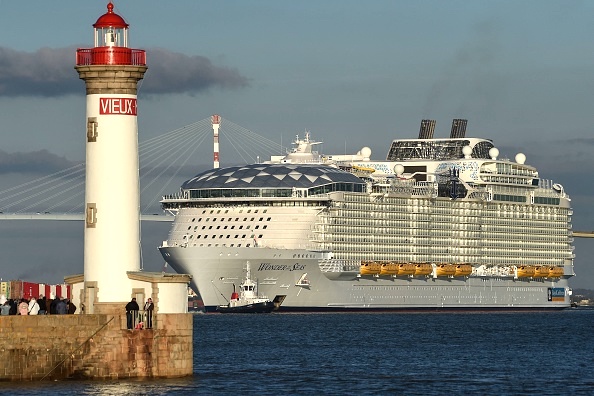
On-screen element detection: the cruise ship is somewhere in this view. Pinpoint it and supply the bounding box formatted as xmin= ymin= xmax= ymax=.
xmin=159 ymin=119 xmax=574 ymax=311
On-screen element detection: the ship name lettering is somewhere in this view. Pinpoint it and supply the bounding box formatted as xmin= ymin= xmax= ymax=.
xmin=257 ymin=263 xmax=288 ymax=271
xmin=257 ymin=263 xmax=306 ymax=271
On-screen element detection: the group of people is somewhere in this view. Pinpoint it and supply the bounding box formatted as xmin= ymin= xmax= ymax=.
xmin=0 ymin=295 xmax=76 ymax=315
xmin=125 ymin=297 xmax=154 ymax=330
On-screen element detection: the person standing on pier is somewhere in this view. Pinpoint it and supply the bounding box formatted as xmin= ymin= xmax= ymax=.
xmin=18 ymin=299 xmax=28 ymax=315
xmin=125 ymin=298 xmax=139 ymax=329
xmin=143 ymin=298 xmax=154 ymax=329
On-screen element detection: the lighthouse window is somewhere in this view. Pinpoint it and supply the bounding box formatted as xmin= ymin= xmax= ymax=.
xmin=86 ymin=117 xmax=98 ymax=142
xmin=248 ymin=210 xmax=252 ymax=213
xmin=187 ymin=226 xmax=191 ymax=230
xmin=259 ymin=235 xmax=263 ymax=238
xmin=202 ymin=226 xmax=206 ymax=230
xmin=263 ymin=225 xmax=268 ymax=229
xmin=251 ymin=218 xmax=255 ymax=221
xmin=267 ymin=218 xmax=271 ymax=221
xmin=217 ymin=210 xmax=221 ymax=214
xmin=191 ymin=218 xmax=196 ymax=222
xmin=216 ymin=226 xmax=220 ymax=229
xmin=209 ymin=226 xmax=213 ymax=229
xmin=259 ymin=218 xmax=263 ymax=221
xmin=242 ymin=235 xmax=246 ymax=238
xmin=255 ymin=226 xmax=259 ymax=229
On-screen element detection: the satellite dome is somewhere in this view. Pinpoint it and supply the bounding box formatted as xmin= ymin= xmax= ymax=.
xmin=360 ymin=147 xmax=372 ymax=159
xmin=515 ymin=153 xmax=526 ymax=165
xmin=462 ymin=145 xmax=472 ymax=158
xmin=489 ymin=147 xmax=499 ymax=160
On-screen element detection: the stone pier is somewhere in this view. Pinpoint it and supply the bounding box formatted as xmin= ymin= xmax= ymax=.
xmin=0 ymin=312 xmax=192 ymax=380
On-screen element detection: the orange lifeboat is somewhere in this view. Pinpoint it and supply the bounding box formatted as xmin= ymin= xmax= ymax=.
xmin=516 ymin=266 xmax=535 ymax=278
xmin=533 ymin=266 xmax=551 ymax=278
xmin=548 ymin=267 xmax=564 ymax=278
xmin=414 ymin=263 xmax=433 ymax=276
xmin=360 ymin=261 xmax=381 ymax=275
xmin=435 ymin=264 xmax=456 ymax=277
xmin=397 ymin=263 xmax=416 ymax=276
xmin=380 ymin=262 xmax=399 ymax=276
xmin=454 ymin=264 xmax=473 ymax=277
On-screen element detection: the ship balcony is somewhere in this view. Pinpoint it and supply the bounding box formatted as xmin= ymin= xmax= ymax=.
xmin=76 ymin=47 xmax=146 ymax=66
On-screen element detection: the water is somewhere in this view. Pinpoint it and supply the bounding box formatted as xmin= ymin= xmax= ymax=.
xmin=1 ymin=309 xmax=593 ymax=395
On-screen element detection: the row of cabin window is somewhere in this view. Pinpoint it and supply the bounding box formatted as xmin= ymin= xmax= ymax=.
xmin=183 ymin=234 xmax=264 ymax=240
xmin=191 ymin=217 xmax=271 ymax=223
xmin=187 ymin=225 xmax=268 ymax=231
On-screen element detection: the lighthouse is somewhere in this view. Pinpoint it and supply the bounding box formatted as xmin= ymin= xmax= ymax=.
xmin=75 ymin=3 xmax=147 ymax=307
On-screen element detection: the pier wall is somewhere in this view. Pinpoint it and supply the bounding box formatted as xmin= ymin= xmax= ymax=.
xmin=0 ymin=313 xmax=192 ymax=381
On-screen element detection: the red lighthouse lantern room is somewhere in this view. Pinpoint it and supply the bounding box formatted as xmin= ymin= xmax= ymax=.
xmin=76 ymin=2 xmax=146 ymax=66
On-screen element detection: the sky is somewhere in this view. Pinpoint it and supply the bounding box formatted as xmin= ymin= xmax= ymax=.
xmin=0 ymin=1 xmax=593 ymax=289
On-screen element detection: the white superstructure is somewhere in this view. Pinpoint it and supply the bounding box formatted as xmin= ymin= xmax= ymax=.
xmin=159 ymin=119 xmax=574 ymax=311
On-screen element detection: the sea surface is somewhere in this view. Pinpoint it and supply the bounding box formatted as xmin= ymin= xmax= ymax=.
xmin=1 ymin=309 xmax=593 ymax=395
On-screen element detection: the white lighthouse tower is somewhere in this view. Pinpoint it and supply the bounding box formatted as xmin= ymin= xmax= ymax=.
xmin=75 ymin=3 xmax=147 ymax=308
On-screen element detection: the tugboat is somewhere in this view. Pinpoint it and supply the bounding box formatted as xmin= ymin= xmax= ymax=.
xmin=218 ymin=262 xmax=276 ymax=313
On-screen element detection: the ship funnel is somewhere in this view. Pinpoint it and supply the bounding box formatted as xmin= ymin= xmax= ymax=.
xmin=419 ymin=119 xmax=436 ymax=139
xmin=450 ymin=119 xmax=467 ymax=139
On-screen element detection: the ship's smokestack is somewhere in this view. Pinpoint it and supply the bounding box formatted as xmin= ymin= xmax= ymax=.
xmin=450 ymin=119 xmax=467 ymax=139
xmin=419 ymin=119 xmax=436 ymax=139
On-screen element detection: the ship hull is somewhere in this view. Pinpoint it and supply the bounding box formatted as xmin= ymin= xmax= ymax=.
xmin=160 ymin=246 xmax=571 ymax=311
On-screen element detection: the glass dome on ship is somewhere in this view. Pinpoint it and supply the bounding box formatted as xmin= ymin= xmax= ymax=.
xmin=179 ymin=164 xmax=366 ymax=199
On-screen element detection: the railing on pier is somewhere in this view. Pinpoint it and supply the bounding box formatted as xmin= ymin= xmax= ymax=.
xmin=127 ymin=309 xmax=155 ymax=330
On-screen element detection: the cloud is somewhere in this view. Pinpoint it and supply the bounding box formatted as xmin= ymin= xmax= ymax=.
xmin=0 ymin=46 xmax=248 ymax=97
xmin=141 ymin=48 xmax=249 ymax=94
xmin=0 ymin=149 xmax=78 ymax=174
xmin=0 ymin=47 xmax=80 ymax=97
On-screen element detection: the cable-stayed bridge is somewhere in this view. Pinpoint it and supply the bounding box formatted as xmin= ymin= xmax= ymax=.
xmin=0 ymin=115 xmax=592 ymax=240
xmin=0 ymin=116 xmax=287 ymax=221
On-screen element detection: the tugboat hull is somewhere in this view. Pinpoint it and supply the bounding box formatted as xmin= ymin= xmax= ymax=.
xmin=218 ymin=301 xmax=275 ymax=314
